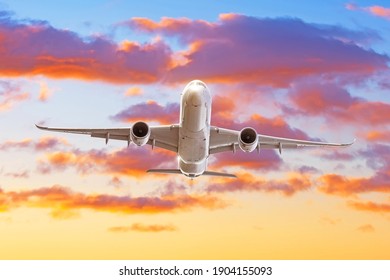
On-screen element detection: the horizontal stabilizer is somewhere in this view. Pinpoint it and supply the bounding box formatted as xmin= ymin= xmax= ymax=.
xmin=146 ymin=169 xmax=237 ymax=178
xmin=203 ymin=171 xmax=237 ymax=178
xmin=147 ymin=169 xmax=182 ymax=175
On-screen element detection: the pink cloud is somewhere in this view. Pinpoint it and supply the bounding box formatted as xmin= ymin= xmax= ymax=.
xmin=1 ymin=11 xmax=387 ymax=88
xmin=0 ymin=138 xmax=32 ymax=150
xmin=128 ymin=14 xmax=388 ymax=86
xmin=285 ymin=82 xmax=390 ymax=126
xmin=0 ymin=136 xmax=67 ymax=151
xmin=0 ymin=12 xmax=172 ymax=84
xmin=111 ymin=101 xmax=179 ymax=124
xmin=34 ymin=136 xmax=69 ymax=150
xmin=0 ymin=80 xmax=29 ymax=111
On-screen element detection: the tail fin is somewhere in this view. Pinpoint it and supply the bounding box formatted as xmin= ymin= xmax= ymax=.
xmin=146 ymin=169 xmax=237 ymax=178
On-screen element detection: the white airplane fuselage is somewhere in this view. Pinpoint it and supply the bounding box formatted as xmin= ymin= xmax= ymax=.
xmin=178 ymin=80 xmax=211 ymax=177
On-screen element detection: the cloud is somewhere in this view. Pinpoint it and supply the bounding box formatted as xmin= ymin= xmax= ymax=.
xmin=0 ymin=138 xmax=32 ymax=150
xmin=111 ymin=101 xmax=179 ymax=124
xmin=0 ymin=12 xmax=172 ymax=84
xmin=356 ymin=224 xmax=375 ymax=233
xmin=108 ymin=176 xmax=123 ymax=188
xmin=34 ymin=136 xmax=69 ymax=150
xmin=40 ymin=146 xmax=176 ymax=177
xmin=298 ymin=165 xmax=319 ymax=174
xmin=320 ymin=150 xmax=355 ymax=161
xmin=0 ymin=184 xmax=227 ymax=215
xmin=284 ymin=82 xmax=390 ymax=126
xmin=2 ymin=12 xmax=386 ymax=87
xmin=108 ymin=223 xmax=177 ymax=233
xmin=320 ymin=216 xmax=341 ymax=225
xmin=124 ymin=87 xmax=143 ymax=96
xmin=368 ymin=6 xmax=390 ymax=20
xmin=128 ymin=14 xmax=388 ymax=86
xmin=348 ymin=200 xmax=390 ymax=213
xmin=207 ymin=172 xmax=312 ymax=196
xmin=4 ymin=170 xmax=29 ymax=179
xmin=318 ymin=144 xmax=390 ymax=199
xmin=211 ymin=150 xmax=282 ymax=171
xmin=0 ymin=136 xmax=67 ymax=151
xmin=37 ymin=80 xmax=52 ymax=101
xmin=346 ymin=3 xmax=390 ymax=20
xmin=0 ymin=80 xmax=29 ymax=111
xmin=318 ymin=173 xmax=390 ymax=197
xmin=364 ymin=131 xmax=390 ymax=142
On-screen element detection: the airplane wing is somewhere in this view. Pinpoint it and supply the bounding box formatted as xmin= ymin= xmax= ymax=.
xmin=209 ymin=126 xmax=355 ymax=154
xmin=36 ymin=124 xmax=179 ymax=153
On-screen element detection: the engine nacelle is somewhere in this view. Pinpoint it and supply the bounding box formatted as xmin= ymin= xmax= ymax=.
xmin=131 ymin=121 xmax=150 ymax=146
xmin=238 ymin=127 xmax=259 ymax=152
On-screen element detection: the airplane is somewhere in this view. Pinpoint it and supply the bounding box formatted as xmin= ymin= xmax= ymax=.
xmin=36 ymin=80 xmax=354 ymax=178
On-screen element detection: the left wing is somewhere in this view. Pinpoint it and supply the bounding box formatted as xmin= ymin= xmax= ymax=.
xmin=209 ymin=126 xmax=355 ymax=154
xmin=36 ymin=124 xmax=179 ymax=152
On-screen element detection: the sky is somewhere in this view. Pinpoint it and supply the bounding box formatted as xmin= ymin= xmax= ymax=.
xmin=0 ymin=0 xmax=389 ymax=260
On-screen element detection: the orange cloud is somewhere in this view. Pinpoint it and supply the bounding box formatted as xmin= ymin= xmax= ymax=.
xmin=347 ymin=3 xmax=390 ymax=20
xmin=318 ymin=174 xmax=390 ymax=197
xmin=348 ymin=200 xmax=390 ymax=213
xmin=356 ymin=224 xmax=375 ymax=233
xmin=0 ymin=185 xmax=227 ymax=216
xmin=207 ymin=172 xmax=312 ymax=196
xmin=124 ymin=87 xmax=143 ymax=96
xmin=37 ymin=81 xmax=52 ymax=101
xmin=108 ymin=223 xmax=177 ymax=233
xmin=318 ymin=144 xmax=390 ymax=199
xmin=364 ymin=131 xmax=390 ymax=142
xmin=368 ymin=6 xmax=390 ymax=19
xmin=40 ymin=146 xmax=176 ymax=177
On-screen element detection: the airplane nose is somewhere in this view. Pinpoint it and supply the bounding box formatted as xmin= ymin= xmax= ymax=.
xmin=189 ymin=90 xmax=203 ymax=106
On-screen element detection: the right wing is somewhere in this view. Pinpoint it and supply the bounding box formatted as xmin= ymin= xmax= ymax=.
xmin=209 ymin=126 xmax=355 ymax=154
xmin=36 ymin=124 xmax=180 ymax=153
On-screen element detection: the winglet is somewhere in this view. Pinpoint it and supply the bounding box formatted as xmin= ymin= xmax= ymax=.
xmin=343 ymin=138 xmax=356 ymax=146
xmin=35 ymin=124 xmax=47 ymax=130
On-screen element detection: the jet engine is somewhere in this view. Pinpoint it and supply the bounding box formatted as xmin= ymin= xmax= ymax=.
xmin=238 ymin=127 xmax=259 ymax=152
xmin=131 ymin=121 xmax=150 ymax=146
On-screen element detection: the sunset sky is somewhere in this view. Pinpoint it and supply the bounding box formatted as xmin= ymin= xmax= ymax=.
xmin=0 ymin=0 xmax=389 ymax=259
